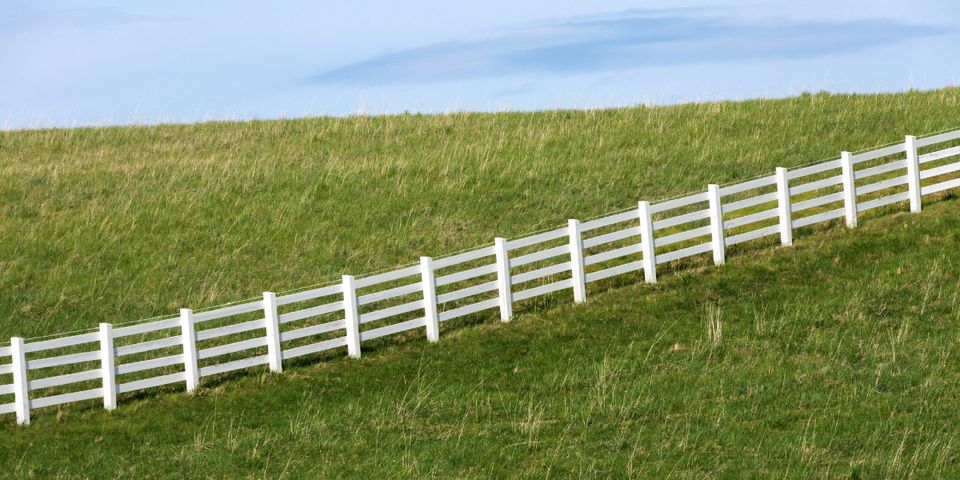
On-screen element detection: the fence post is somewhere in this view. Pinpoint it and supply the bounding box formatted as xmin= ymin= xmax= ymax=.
xmin=638 ymin=201 xmax=657 ymax=283
xmin=262 ymin=292 xmax=283 ymax=373
xmin=98 ymin=323 xmax=117 ymax=410
xmin=179 ymin=308 xmax=200 ymax=393
xmin=568 ymin=219 xmax=586 ymax=303
xmin=905 ymin=135 xmax=922 ymax=213
xmin=420 ymin=257 xmax=440 ymax=342
xmin=707 ymin=184 xmax=726 ymax=265
xmin=841 ymin=151 xmax=858 ymax=227
xmin=342 ymin=275 xmax=361 ymax=358
xmin=775 ymin=167 xmax=794 ymax=246
xmin=494 ymin=237 xmax=513 ymax=322
xmin=10 ymin=337 xmax=30 ymax=425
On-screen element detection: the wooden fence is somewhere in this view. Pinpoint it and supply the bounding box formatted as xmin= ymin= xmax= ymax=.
xmin=2 ymin=128 xmax=959 ymax=425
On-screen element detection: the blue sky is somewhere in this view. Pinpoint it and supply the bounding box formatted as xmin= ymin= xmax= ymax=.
xmin=1 ymin=0 xmax=958 ymax=129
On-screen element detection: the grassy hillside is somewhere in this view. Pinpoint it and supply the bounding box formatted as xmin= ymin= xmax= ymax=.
xmin=1 ymin=89 xmax=960 ymax=477
xmin=2 ymin=184 xmax=960 ymax=478
xmin=1 ymin=88 xmax=959 ymax=338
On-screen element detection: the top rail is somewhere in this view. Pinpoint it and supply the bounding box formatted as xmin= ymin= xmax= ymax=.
xmin=851 ymin=143 xmax=907 ymax=163
xmin=580 ymin=208 xmax=639 ymax=232
xmin=24 ymin=332 xmax=99 ymax=354
xmin=916 ymin=129 xmax=960 ymax=148
xmin=113 ymin=317 xmax=181 ymax=338
xmin=718 ymin=175 xmax=776 ymax=196
xmin=275 ymin=284 xmax=343 ymax=306
xmin=649 ymin=192 xmax=709 ymax=214
xmin=505 ymin=227 xmax=567 ymax=251
xmin=787 ymin=159 xmax=841 ymax=180
xmin=354 ymin=265 xmax=420 ymax=289
xmin=433 ymin=246 xmax=497 ymax=269
xmin=193 ymin=300 xmax=264 ymax=323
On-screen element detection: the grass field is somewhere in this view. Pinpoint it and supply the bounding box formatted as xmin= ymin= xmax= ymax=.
xmin=1 ymin=88 xmax=959 ymax=338
xmin=2 ymin=186 xmax=960 ymax=478
xmin=1 ymin=89 xmax=960 ymax=477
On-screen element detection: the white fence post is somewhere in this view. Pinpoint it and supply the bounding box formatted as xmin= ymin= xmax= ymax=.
xmin=98 ymin=323 xmax=117 ymax=410
xmin=342 ymin=275 xmax=362 ymax=358
xmin=420 ymin=257 xmax=440 ymax=342
xmin=568 ymin=219 xmax=586 ymax=303
xmin=179 ymin=308 xmax=200 ymax=393
xmin=841 ymin=151 xmax=858 ymax=228
xmin=262 ymin=292 xmax=283 ymax=373
xmin=775 ymin=167 xmax=794 ymax=246
xmin=638 ymin=201 xmax=657 ymax=283
xmin=494 ymin=237 xmax=513 ymax=322
xmin=10 ymin=337 xmax=30 ymax=425
xmin=707 ymin=184 xmax=726 ymax=265
xmin=905 ymin=135 xmax=922 ymax=213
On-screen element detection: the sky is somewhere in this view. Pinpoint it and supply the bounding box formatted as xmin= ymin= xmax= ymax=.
xmin=1 ymin=0 xmax=958 ymax=130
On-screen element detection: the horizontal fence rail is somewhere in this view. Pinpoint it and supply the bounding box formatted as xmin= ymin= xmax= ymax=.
xmin=3 ymin=128 xmax=960 ymax=425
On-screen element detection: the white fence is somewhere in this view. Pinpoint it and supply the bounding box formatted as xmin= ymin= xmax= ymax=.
xmin=2 ymin=128 xmax=960 ymax=425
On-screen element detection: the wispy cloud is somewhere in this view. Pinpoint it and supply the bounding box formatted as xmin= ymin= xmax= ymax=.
xmin=311 ymin=8 xmax=949 ymax=85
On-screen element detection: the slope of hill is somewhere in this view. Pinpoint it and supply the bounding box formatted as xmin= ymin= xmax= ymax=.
xmin=1 ymin=89 xmax=960 ymax=477
xmin=2 ymin=194 xmax=959 ymax=478
xmin=1 ymin=88 xmax=958 ymax=338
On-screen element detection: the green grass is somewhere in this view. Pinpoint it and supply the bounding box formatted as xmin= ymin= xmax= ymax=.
xmin=1 ymin=88 xmax=959 ymax=337
xmin=3 ymin=188 xmax=960 ymax=478
xmin=1 ymin=89 xmax=960 ymax=477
